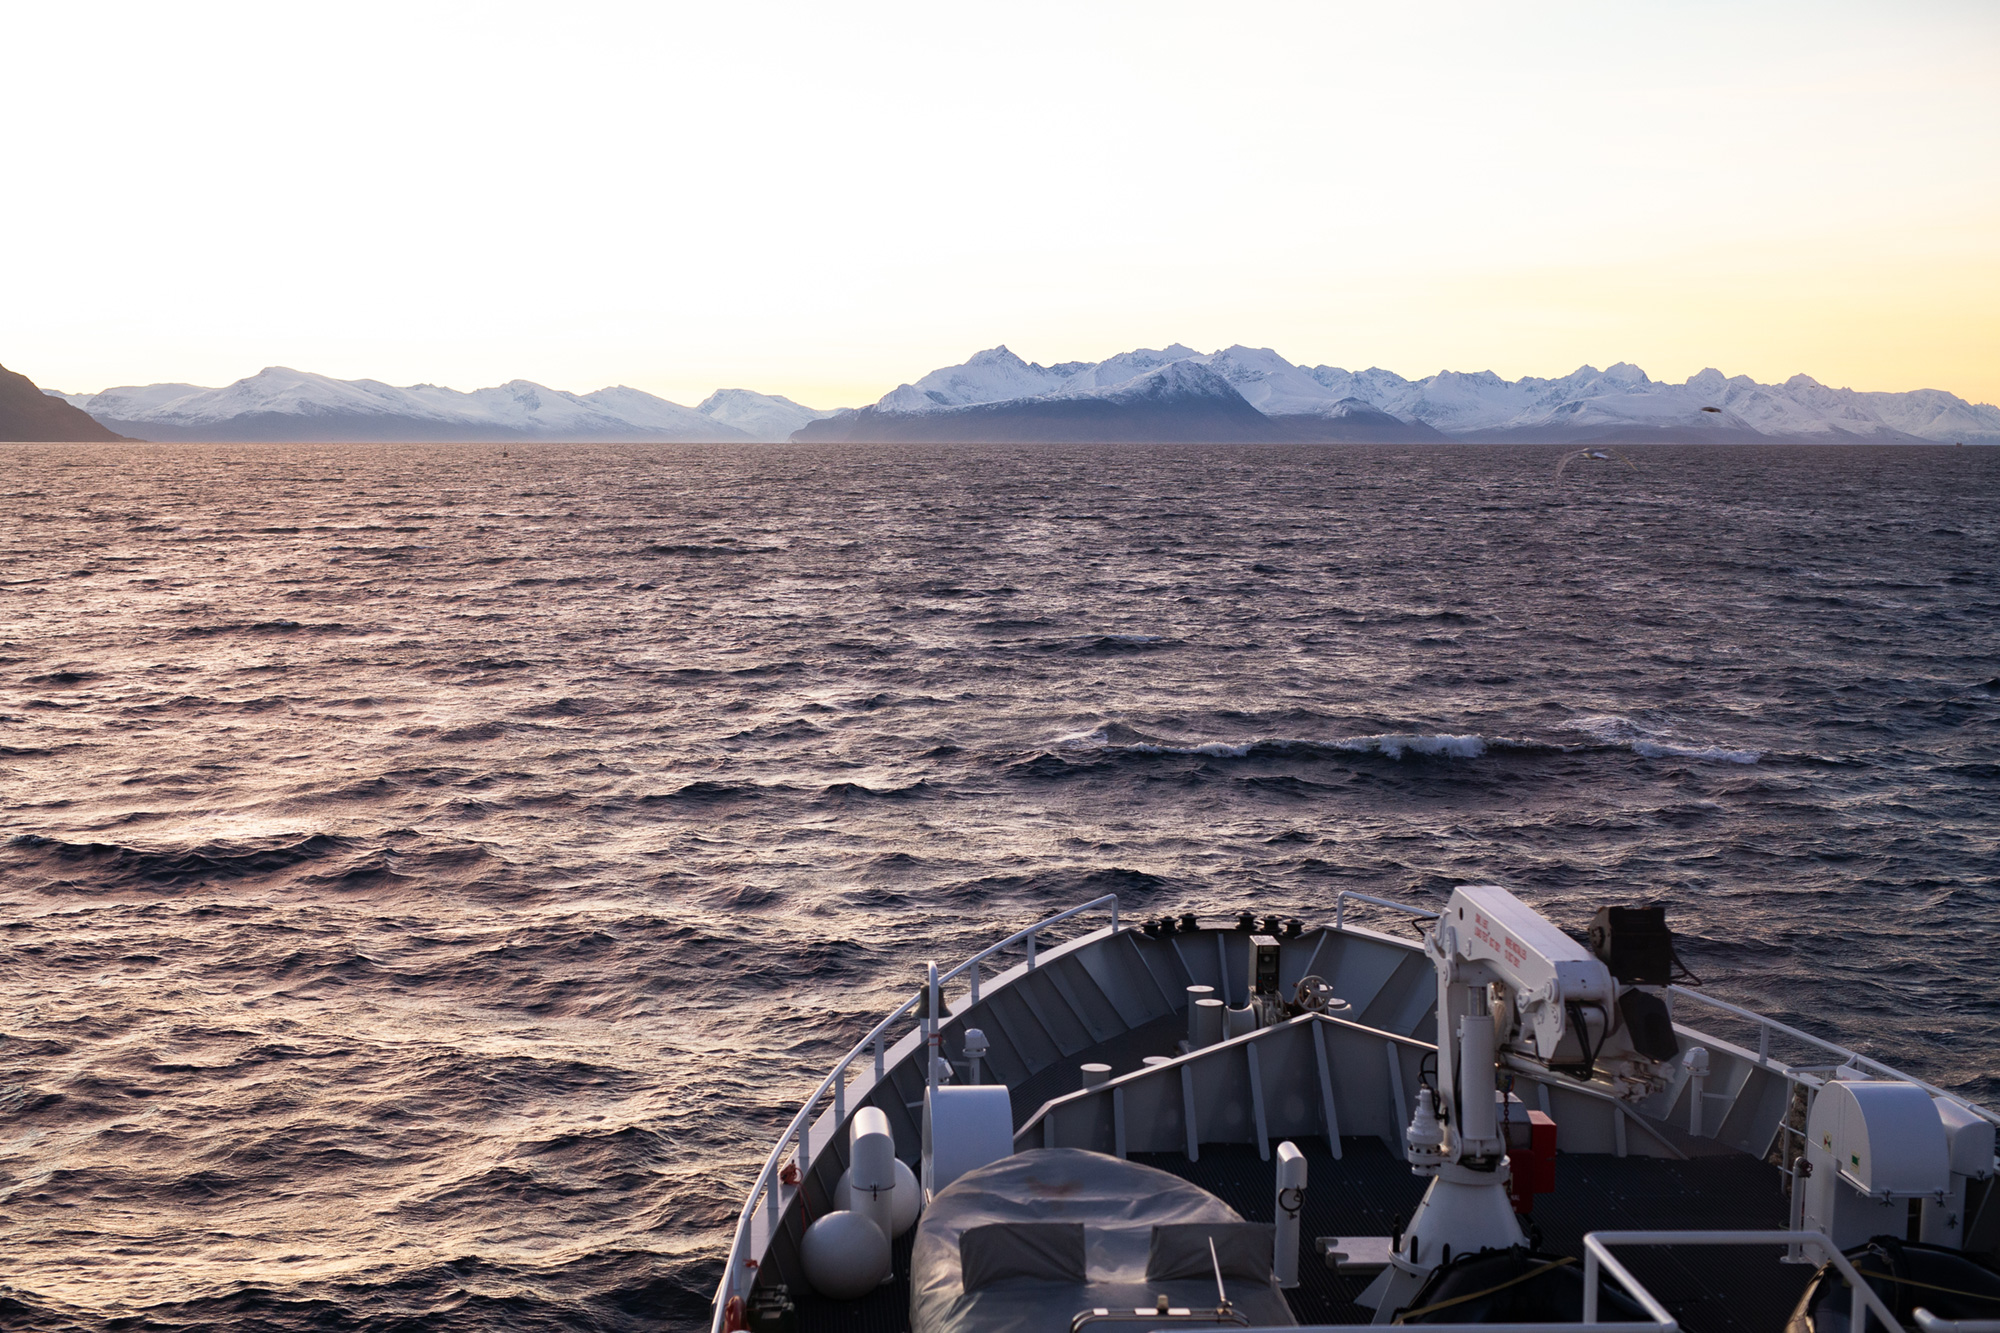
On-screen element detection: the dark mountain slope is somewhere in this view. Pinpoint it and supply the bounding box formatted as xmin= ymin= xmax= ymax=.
xmin=0 ymin=363 xmax=129 ymax=441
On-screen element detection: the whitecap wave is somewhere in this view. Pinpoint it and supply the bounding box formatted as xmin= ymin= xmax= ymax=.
xmin=1567 ymin=714 xmax=1761 ymax=764
xmin=1048 ymin=728 xmax=1489 ymax=760
xmin=1632 ymin=739 xmax=1762 ymax=764
xmin=1337 ymin=733 xmax=1487 ymax=759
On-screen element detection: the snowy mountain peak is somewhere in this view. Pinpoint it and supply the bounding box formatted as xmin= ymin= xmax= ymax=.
xmin=62 ymin=371 xmax=769 ymax=442
xmin=894 ymin=345 xmax=1091 ymax=413
xmin=694 ymin=388 xmax=836 ymax=441
xmin=1094 ymin=358 xmax=1241 ymax=404
xmin=846 ymin=344 xmax=2000 ymax=444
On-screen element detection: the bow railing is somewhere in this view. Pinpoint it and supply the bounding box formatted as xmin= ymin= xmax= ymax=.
xmin=709 ymin=893 xmax=1121 ymax=1331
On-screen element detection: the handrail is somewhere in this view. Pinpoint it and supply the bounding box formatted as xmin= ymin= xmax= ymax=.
xmin=937 ymin=893 xmax=1118 ymax=1004
xmin=1334 ymin=890 xmax=1440 ymax=930
xmin=1914 ymin=1311 xmax=2000 ymax=1333
xmin=708 ymin=893 xmax=1122 ymax=1332
xmin=1583 ymin=1230 xmax=1903 ymax=1333
xmin=1668 ymin=987 xmax=2000 ymax=1128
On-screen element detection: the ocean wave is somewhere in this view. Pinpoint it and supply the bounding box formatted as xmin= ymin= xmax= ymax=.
xmin=8 ymin=830 xmax=359 ymax=885
xmin=1052 ymin=724 xmax=1495 ymax=760
xmin=1050 ymin=720 xmax=1763 ymax=765
xmin=1569 ymin=714 xmax=1762 ymax=764
xmin=1037 ymin=634 xmax=1185 ymax=656
xmin=1631 ymin=739 xmax=1763 ymax=764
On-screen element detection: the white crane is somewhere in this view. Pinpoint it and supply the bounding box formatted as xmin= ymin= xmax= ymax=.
xmin=1357 ymin=885 xmax=1682 ymax=1320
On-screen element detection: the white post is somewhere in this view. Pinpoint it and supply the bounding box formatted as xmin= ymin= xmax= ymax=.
xmin=1027 ymin=931 xmax=1037 ymax=970
xmin=1275 ymin=1140 xmax=1307 ymax=1289
xmin=927 ymin=961 xmax=941 ymax=1097
xmin=1110 ymin=898 xmax=1118 ymax=934
xmin=1583 ymin=1245 xmax=1600 ymax=1324
xmin=921 ymin=965 xmax=940 ymax=1202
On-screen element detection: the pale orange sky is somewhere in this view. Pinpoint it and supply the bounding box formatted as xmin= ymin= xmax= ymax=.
xmin=5 ymin=0 xmax=1996 ymax=410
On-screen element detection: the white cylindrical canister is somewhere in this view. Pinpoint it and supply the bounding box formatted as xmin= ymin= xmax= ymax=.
xmin=1191 ymin=997 xmax=1225 ymax=1048
xmin=1185 ymin=985 xmax=1215 ymax=1044
xmin=1080 ymin=1062 xmax=1112 ymax=1089
xmin=848 ymin=1107 xmax=897 ymax=1246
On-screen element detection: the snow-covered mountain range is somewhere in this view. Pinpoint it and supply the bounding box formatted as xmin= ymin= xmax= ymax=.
xmin=48 ymin=369 xmax=833 ymax=443
xmin=799 ymin=345 xmax=2000 ymax=445
xmin=46 ymin=348 xmax=2000 ymax=445
xmin=800 ymin=353 xmax=1431 ymax=444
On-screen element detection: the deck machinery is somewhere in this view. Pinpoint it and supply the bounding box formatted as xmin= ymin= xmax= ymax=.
xmin=714 ymin=888 xmax=2000 ymax=1333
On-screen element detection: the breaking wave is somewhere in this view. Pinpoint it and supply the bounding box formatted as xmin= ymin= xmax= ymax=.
xmin=1568 ymin=714 xmax=1763 ymax=764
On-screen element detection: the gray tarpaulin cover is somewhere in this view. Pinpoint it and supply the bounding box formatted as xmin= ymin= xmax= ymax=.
xmin=911 ymin=1148 xmax=1297 ymax=1333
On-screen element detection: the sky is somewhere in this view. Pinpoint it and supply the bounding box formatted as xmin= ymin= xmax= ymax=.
xmin=5 ymin=0 xmax=1998 ymax=409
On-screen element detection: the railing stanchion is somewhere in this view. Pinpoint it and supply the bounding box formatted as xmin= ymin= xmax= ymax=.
xmin=1583 ymin=1245 xmax=1600 ymax=1324
xmin=970 ymin=963 xmax=980 ymax=1006
xmin=927 ymin=961 xmax=941 ymax=1097
xmin=873 ymin=1029 xmax=885 ymax=1082
xmin=1759 ymin=1025 xmax=1770 ymax=1065
xmin=1027 ymin=931 xmax=1036 ymax=970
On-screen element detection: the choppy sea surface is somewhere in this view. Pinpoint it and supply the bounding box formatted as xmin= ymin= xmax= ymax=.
xmin=2 ymin=441 xmax=1996 ymax=1331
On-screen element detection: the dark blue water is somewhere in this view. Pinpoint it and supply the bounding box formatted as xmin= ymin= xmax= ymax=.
xmin=2 ymin=442 xmax=1996 ymax=1330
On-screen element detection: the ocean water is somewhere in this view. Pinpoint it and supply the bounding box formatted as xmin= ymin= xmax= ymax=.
xmin=2 ymin=441 xmax=1996 ymax=1330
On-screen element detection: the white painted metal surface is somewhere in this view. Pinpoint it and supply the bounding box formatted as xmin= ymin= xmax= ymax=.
xmin=1274 ymin=1140 xmax=1306 ymax=1289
